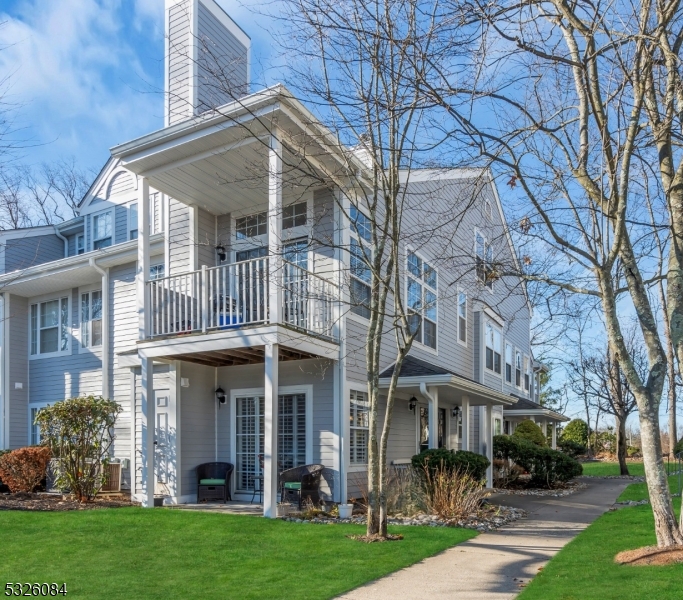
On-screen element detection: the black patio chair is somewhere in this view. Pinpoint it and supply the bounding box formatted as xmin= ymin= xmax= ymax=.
xmin=279 ymin=464 xmax=324 ymax=509
xmin=196 ymin=462 xmax=234 ymax=503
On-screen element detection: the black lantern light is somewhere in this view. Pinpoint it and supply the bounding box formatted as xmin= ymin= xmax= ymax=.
xmin=215 ymin=244 xmax=227 ymax=262
xmin=452 ymin=405 xmax=461 ymax=419
xmin=215 ymin=387 xmax=227 ymax=406
xmin=408 ymin=396 xmax=417 ymax=413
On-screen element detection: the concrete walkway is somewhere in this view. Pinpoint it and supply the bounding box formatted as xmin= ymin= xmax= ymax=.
xmin=337 ymin=478 xmax=629 ymax=600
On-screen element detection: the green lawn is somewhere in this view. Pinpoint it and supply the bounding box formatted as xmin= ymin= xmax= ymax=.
xmin=580 ymin=461 xmax=645 ymax=477
xmin=0 ymin=508 xmax=476 ymax=600
xmin=518 ymin=478 xmax=682 ymax=600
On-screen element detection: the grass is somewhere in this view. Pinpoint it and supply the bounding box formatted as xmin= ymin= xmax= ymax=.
xmin=580 ymin=461 xmax=645 ymax=477
xmin=518 ymin=476 xmax=683 ymax=600
xmin=0 ymin=508 xmax=476 ymax=600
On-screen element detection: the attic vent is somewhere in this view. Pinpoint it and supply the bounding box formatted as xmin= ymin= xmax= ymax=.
xmin=107 ymin=171 xmax=135 ymax=198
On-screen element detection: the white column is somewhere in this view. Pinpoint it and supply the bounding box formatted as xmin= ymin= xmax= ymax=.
xmin=137 ymin=177 xmax=150 ymax=341
xmin=268 ymin=131 xmax=283 ymax=325
xmin=461 ymin=396 xmax=470 ymax=452
xmin=485 ymin=404 xmax=493 ymax=488
xmin=263 ymin=343 xmax=279 ymax=517
xmin=428 ymin=387 xmax=439 ymax=449
xmin=551 ymin=422 xmax=557 ymax=449
xmin=141 ymin=355 xmax=155 ymax=508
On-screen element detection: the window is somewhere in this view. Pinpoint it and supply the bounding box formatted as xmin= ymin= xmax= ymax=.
xmin=80 ymin=291 xmax=102 ymax=349
xmin=92 ymin=211 xmax=113 ymax=250
xmin=149 ymin=264 xmax=165 ymax=280
xmin=515 ymin=351 xmax=522 ymax=387
xmin=350 ymin=390 xmax=369 ymax=464
xmin=284 ymin=239 xmax=308 ymax=269
xmin=407 ymin=251 xmax=438 ymax=350
xmin=282 ymin=202 xmax=307 ymax=229
xmin=505 ymin=343 xmax=513 ymax=383
xmin=458 ymin=292 xmax=467 ymax=344
xmin=484 ymin=199 xmax=493 ymax=220
xmin=30 ymin=297 xmax=69 ymax=356
xmin=349 ymin=207 xmax=372 ymax=319
xmin=524 ymin=355 xmax=530 ymax=392
xmin=350 ymin=206 xmax=371 ymax=242
xmin=76 ymin=235 xmax=85 ymax=255
xmin=475 ymin=231 xmax=494 ymax=289
xmin=30 ymin=407 xmax=41 ymax=445
xmin=236 ymin=211 xmax=267 ymax=239
xmin=485 ymin=321 xmax=501 ymax=374
xmin=236 ymin=246 xmax=267 ymax=262
xmin=494 ymin=418 xmax=502 ymax=436
xmin=129 ymin=203 xmax=138 ymax=240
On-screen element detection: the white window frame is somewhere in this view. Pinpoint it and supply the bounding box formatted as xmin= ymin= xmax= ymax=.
xmin=505 ymin=342 xmax=513 ymax=384
xmin=282 ymin=201 xmax=308 ymax=230
xmin=28 ymin=402 xmax=53 ymax=446
xmin=348 ymin=206 xmax=372 ymax=321
xmin=457 ymin=290 xmax=467 ymax=347
xmin=29 ymin=294 xmax=71 ymax=359
xmin=474 ymin=228 xmax=494 ymax=292
xmin=91 ymin=208 xmax=114 ymax=251
xmin=524 ymin=355 xmax=531 ymax=393
xmin=406 ymin=247 xmax=438 ymax=352
xmin=149 ymin=263 xmax=166 ymax=280
xmin=484 ymin=198 xmax=493 ymax=221
xmin=515 ymin=350 xmax=523 ymax=388
xmin=76 ymin=234 xmax=85 ymax=255
xmin=235 ymin=210 xmax=267 ymax=240
xmin=494 ymin=417 xmax=502 ymax=436
xmin=79 ymin=286 xmax=103 ymax=352
xmin=128 ymin=202 xmax=138 ymax=241
xmin=349 ymin=387 xmax=370 ymax=467
xmin=484 ymin=320 xmax=502 ymax=376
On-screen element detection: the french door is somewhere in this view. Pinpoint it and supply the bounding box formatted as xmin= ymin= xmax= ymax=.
xmin=234 ymin=393 xmax=307 ymax=493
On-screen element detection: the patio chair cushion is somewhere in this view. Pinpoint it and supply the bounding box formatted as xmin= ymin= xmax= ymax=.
xmin=284 ymin=482 xmax=302 ymax=490
xmin=199 ymin=479 xmax=226 ymax=485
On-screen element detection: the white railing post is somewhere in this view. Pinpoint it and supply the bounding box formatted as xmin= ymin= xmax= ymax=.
xmin=201 ymin=264 xmax=208 ymax=333
xmin=268 ymin=131 xmax=282 ymax=325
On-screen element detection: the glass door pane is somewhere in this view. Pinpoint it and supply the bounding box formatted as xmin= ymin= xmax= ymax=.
xmin=235 ymin=396 xmax=264 ymax=493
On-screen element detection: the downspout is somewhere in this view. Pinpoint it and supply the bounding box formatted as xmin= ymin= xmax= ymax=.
xmin=53 ymin=226 xmax=68 ymax=257
xmin=89 ymin=257 xmax=110 ymax=399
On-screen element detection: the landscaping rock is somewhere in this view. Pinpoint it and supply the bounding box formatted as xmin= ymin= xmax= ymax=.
xmin=0 ymin=492 xmax=137 ymax=511
xmin=492 ymin=480 xmax=587 ymax=497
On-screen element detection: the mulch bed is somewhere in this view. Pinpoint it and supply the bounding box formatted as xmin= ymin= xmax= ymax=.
xmin=615 ymin=545 xmax=683 ymax=566
xmin=0 ymin=492 xmax=138 ymax=511
xmin=492 ymin=478 xmax=587 ymax=497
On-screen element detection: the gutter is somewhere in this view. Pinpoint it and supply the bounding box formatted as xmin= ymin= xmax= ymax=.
xmin=89 ymin=257 xmax=110 ymax=399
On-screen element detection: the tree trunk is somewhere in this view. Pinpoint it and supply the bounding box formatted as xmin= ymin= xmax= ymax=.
xmin=616 ymin=412 xmax=629 ymax=476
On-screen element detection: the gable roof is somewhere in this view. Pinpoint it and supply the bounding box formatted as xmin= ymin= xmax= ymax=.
xmin=506 ymin=393 xmax=569 ymax=421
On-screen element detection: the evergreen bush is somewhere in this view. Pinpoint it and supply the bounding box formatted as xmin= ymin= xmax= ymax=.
xmin=411 ymin=448 xmax=490 ymax=481
xmin=511 ymin=420 xmax=547 ymax=446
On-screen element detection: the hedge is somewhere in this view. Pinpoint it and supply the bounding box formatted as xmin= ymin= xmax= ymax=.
xmin=512 ymin=420 xmax=547 ymax=446
xmin=557 ymin=439 xmax=587 ymax=458
xmin=411 ymin=448 xmax=490 ymax=482
xmin=493 ymin=435 xmax=582 ymax=488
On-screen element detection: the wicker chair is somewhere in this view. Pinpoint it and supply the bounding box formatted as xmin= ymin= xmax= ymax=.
xmin=279 ymin=464 xmax=324 ymax=509
xmin=196 ymin=462 xmax=234 ymax=503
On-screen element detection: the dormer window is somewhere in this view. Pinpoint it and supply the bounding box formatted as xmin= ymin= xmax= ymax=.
xmin=93 ymin=211 xmax=113 ymax=250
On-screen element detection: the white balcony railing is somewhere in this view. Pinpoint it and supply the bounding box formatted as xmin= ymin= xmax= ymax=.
xmin=147 ymin=257 xmax=337 ymax=340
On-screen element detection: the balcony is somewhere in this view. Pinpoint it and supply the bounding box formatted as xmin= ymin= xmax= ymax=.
xmin=146 ymin=257 xmax=337 ymax=341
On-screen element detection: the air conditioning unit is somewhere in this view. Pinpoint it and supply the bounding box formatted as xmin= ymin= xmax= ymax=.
xmin=101 ymin=462 xmax=122 ymax=493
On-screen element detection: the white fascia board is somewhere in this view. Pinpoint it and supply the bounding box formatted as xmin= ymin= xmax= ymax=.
xmin=504 ymin=408 xmax=569 ymax=422
xmin=0 ymin=225 xmax=60 ymax=241
xmin=398 ymin=168 xmax=487 ymax=183
xmin=78 ymin=157 xmax=119 ymax=209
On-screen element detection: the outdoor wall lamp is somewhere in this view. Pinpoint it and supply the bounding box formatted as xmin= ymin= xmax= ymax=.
xmin=215 ymin=244 xmax=227 ymax=262
xmin=409 ymin=396 xmax=417 ymax=413
xmin=215 ymin=387 xmax=227 ymax=406
xmin=452 ymin=406 xmax=461 ymax=420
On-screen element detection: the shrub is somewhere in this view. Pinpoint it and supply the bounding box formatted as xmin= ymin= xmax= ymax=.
xmin=512 ymin=420 xmax=547 ymax=446
xmin=35 ymin=396 xmax=122 ymax=502
xmin=674 ymin=439 xmax=683 ymax=457
xmin=561 ymin=419 xmax=589 ymax=447
xmin=411 ymin=448 xmax=490 ymax=482
xmin=557 ymin=439 xmax=587 ymax=458
xmin=493 ymin=435 xmax=582 ymax=488
xmin=0 ymin=446 xmax=51 ymax=493
xmin=421 ymin=464 xmax=489 ymax=519
xmin=627 ymin=446 xmax=641 ymax=458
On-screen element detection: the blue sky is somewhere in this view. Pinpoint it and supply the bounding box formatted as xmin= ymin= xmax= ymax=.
xmin=0 ymin=0 xmax=276 ymax=174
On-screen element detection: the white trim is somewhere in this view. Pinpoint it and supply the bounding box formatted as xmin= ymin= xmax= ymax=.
xmin=457 ymin=289 xmax=467 ymax=348
xmin=28 ymin=294 xmax=71 ymax=360
xmin=90 ymin=208 xmax=114 ymax=252
xmin=207 ymin=0 xmax=252 ymax=47
xmin=405 ymin=246 xmax=439 ymax=353
xmin=77 ymin=284 xmax=104 ymax=354
xmin=348 ymin=384 xmax=370 ymax=466
xmin=483 ymin=319 xmax=502 ymax=378
xmin=128 ymin=201 xmax=139 ymax=241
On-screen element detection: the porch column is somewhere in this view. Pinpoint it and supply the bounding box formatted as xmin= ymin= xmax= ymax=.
xmin=461 ymin=396 xmax=470 ymax=452
xmin=141 ymin=355 xmax=155 ymax=508
xmin=428 ymin=387 xmax=439 ymax=449
xmin=485 ymin=404 xmax=493 ymax=488
xmin=268 ymin=131 xmax=283 ymax=325
xmin=263 ymin=342 xmax=279 ymax=518
xmin=137 ymin=177 xmax=150 ymax=341
xmin=551 ymin=422 xmax=557 ymax=449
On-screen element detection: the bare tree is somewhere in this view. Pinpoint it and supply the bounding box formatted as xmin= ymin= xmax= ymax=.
xmin=424 ymin=0 xmax=683 ymax=545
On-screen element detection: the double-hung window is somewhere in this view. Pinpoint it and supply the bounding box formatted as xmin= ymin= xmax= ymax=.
xmin=485 ymin=321 xmax=502 ymax=374
xmin=80 ymin=291 xmax=102 ymax=349
xmin=76 ymin=234 xmax=85 ymax=255
xmin=92 ymin=210 xmax=113 ymax=250
xmin=129 ymin=203 xmax=138 ymax=240
xmin=407 ymin=251 xmax=438 ymax=350
xmin=505 ymin=343 xmax=513 ymax=383
xmin=475 ymin=231 xmax=494 ymax=290
xmin=515 ymin=351 xmax=522 ymax=387
xmin=349 ymin=206 xmax=372 ymax=319
xmin=524 ymin=355 xmax=530 ymax=392
xmin=350 ymin=390 xmax=369 ymax=464
xmin=236 ymin=211 xmax=267 ymax=239
xmin=30 ymin=298 xmax=69 ymax=356
xmin=457 ymin=292 xmax=467 ymax=344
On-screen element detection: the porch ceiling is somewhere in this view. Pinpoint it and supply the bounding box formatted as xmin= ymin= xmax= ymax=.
xmin=164 ymin=345 xmax=319 ymax=368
